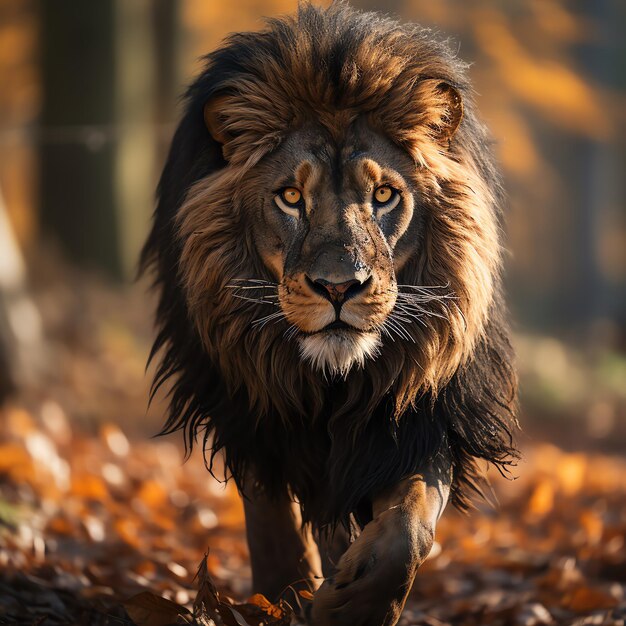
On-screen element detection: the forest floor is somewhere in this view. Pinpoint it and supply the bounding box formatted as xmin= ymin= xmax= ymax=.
xmin=0 ymin=266 xmax=625 ymax=625
xmin=1 ymin=403 xmax=625 ymax=626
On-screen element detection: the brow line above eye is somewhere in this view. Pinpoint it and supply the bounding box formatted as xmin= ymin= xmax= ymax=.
xmin=272 ymin=159 xmax=319 ymax=196
xmin=360 ymin=158 xmax=382 ymax=184
xmin=358 ymin=160 xmax=406 ymax=193
xmin=295 ymin=160 xmax=314 ymax=189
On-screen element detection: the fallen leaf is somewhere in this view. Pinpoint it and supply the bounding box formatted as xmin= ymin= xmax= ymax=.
xmin=528 ymin=480 xmax=554 ymax=517
xmin=193 ymin=552 xmax=221 ymax=615
xmin=238 ymin=594 xmax=293 ymax=625
xmin=565 ymin=586 xmax=619 ymax=612
xmin=124 ymin=591 xmax=191 ymax=626
xmin=191 ymin=555 xmax=293 ymax=626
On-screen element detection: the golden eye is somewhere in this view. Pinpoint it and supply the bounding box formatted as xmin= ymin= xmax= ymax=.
xmin=274 ymin=187 xmax=303 ymax=218
xmin=374 ymin=186 xmax=393 ymax=204
xmin=281 ymin=187 xmax=302 ymax=205
xmin=372 ymin=185 xmax=401 ymax=217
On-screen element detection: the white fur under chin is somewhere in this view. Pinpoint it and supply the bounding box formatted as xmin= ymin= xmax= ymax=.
xmin=298 ymin=330 xmax=381 ymax=378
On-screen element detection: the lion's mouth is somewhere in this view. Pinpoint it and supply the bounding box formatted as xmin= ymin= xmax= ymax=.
xmin=322 ymin=320 xmax=354 ymax=332
xmin=306 ymin=320 xmax=360 ymax=335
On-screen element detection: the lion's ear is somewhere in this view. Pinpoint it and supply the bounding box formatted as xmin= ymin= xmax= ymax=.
xmin=203 ymin=95 xmax=232 ymax=145
xmin=425 ymin=81 xmax=464 ymax=143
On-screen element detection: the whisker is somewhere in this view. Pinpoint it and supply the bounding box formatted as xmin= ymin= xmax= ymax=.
xmin=251 ymin=310 xmax=286 ymax=328
xmin=451 ymin=300 xmax=468 ymax=330
xmin=395 ymin=291 xmax=455 ymax=318
xmin=380 ymin=280 xmax=458 ymax=345
xmin=395 ymin=291 xmax=456 ymax=302
xmin=402 ymin=307 xmax=449 ymax=322
xmin=226 ymin=284 xmax=278 ymax=291
xmin=389 ymin=309 xmax=415 ymax=324
xmin=253 ymin=311 xmax=283 ymax=322
xmin=392 ymin=294 xmax=431 ymax=303
xmin=380 ymin=321 xmax=396 ymax=342
xmin=226 ymin=278 xmax=281 ymax=313
xmin=399 ymin=298 xmax=447 ymax=314
xmin=394 ymin=305 xmax=428 ymax=327
xmin=408 ymin=304 xmax=450 ymax=321
xmin=396 ymin=281 xmax=451 ymax=291
xmin=231 ymin=294 xmax=279 ymax=307
xmin=284 ymin=325 xmax=300 ymax=341
xmin=392 ymin=292 xmax=456 ymax=306
xmin=387 ymin=319 xmax=410 ymax=342
xmin=385 ymin=316 xmax=414 ymax=343
xmin=229 ymin=278 xmax=278 ymax=285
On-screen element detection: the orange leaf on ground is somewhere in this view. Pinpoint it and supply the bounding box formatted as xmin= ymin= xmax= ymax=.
xmin=137 ymin=479 xmax=168 ymax=508
xmin=244 ymin=593 xmax=292 ymax=622
xmin=71 ymin=474 xmax=109 ymax=501
xmin=0 ymin=443 xmax=30 ymax=472
xmin=565 ymin=586 xmax=619 ymax=612
xmin=191 ymin=554 xmax=293 ymax=626
xmin=123 ymin=591 xmax=191 ymax=626
xmin=528 ymin=480 xmax=554 ymax=516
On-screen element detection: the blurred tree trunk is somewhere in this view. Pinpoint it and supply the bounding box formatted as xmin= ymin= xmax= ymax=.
xmin=568 ymin=0 xmax=626 ymax=330
xmin=152 ymin=0 xmax=183 ymax=156
xmin=113 ymin=0 xmax=158 ymax=278
xmin=0 ymin=190 xmax=22 ymax=399
xmin=38 ymin=0 xmax=181 ymax=280
xmin=39 ymin=1 xmax=120 ymax=276
xmin=0 ymin=189 xmax=43 ymax=401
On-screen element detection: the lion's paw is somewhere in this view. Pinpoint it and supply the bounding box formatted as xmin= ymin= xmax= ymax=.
xmin=309 ymin=511 xmax=432 ymax=626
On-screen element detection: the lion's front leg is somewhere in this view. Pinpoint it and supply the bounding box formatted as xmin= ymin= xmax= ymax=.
xmin=243 ymin=483 xmax=322 ymax=602
xmin=310 ymin=466 xmax=451 ymax=626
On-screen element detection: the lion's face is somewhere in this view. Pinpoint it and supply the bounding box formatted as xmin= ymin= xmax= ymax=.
xmin=174 ymin=13 xmax=500 ymax=401
xmin=249 ymin=122 xmax=418 ymax=375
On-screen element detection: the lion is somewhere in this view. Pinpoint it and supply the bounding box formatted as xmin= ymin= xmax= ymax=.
xmin=141 ymin=3 xmax=519 ymax=625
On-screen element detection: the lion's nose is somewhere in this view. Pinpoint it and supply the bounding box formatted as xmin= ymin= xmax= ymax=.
xmin=306 ymin=276 xmax=370 ymax=306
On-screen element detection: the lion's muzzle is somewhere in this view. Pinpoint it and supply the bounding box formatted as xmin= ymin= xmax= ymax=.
xmin=278 ymin=251 xmax=395 ymax=376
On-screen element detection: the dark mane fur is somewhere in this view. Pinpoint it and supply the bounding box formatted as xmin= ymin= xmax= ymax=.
xmin=141 ymin=2 xmax=519 ymax=530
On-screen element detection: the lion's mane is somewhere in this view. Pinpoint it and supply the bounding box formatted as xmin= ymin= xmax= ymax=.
xmin=142 ymin=3 xmax=519 ymax=529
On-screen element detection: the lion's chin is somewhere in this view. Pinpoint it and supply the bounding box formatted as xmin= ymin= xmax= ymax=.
xmin=298 ymin=329 xmax=381 ymax=378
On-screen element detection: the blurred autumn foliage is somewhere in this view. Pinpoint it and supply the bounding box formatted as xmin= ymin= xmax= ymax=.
xmin=0 ymin=1 xmax=625 ymax=624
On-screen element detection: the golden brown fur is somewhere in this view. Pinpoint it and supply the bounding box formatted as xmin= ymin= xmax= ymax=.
xmin=142 ymin=0 xmax=517 ymax=544
xmin=175 ymin=23 xmax=499 ymax=422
